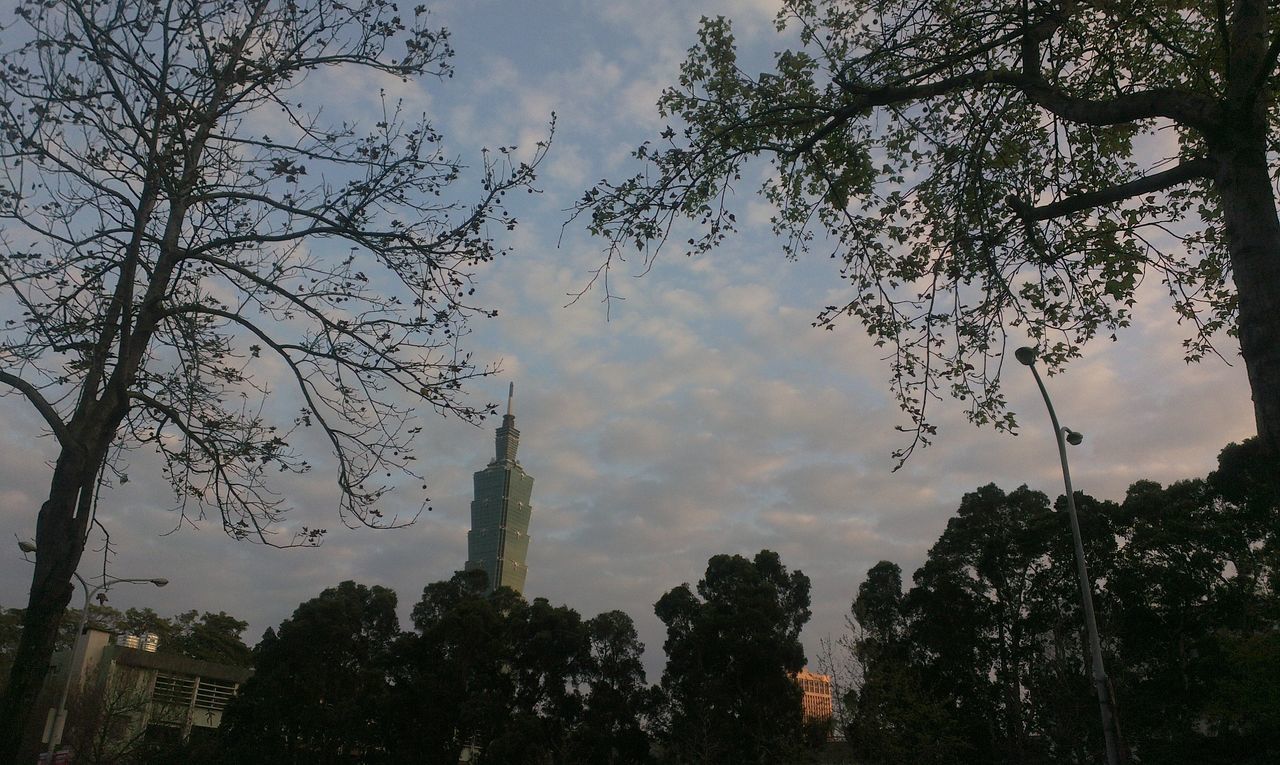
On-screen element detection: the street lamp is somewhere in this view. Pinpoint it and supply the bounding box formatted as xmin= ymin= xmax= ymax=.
xmin=1015 ymin=346 xmax=1123 ymax=765
xmin=26 ymin=547 xmax=167 ymax=762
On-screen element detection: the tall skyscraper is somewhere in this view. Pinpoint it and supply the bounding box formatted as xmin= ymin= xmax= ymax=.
xmin=465 ymin=383 xmax=534 ymax=595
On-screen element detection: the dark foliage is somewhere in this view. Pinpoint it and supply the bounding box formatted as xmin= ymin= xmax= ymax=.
xmin=843 ymin=440 xmax=1280 ymax=765
xmin=218 ymin=575 xmax=652 ymax=765
xmin=654 ymin=549 xmax=813 ymax=765
xmin=218 ymin=581 xmax=402 ymax=765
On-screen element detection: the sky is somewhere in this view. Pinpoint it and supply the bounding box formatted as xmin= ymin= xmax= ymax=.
xmin=0 ymin=0 xmax=1258 ymax=681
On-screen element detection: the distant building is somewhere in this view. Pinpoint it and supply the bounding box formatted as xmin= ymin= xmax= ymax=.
xmin=465 ymin=383 xmax=535 ymax=595
xmin=40 ymin=627 xmax=250 ymax=755
xmin=796 ymin=668 xmax=834 ymax=724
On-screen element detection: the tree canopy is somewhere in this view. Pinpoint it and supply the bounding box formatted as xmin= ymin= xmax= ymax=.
xmin=220 ymin=575 xmax=652 ymax=765
xmin=114 ymin=608 xmax=253 ymax=666
xmin=0 ymin=0 xmax=546 ymax=756
xmin=219 ymin=581 xmax=402 ymax=765
xmin=578 ymin=0 xmax=1280 ymax=461
xmin=654 ymin=549 xmax=814 ymax=764
xmin=842 ymin=440 xmax=1280 ymax=764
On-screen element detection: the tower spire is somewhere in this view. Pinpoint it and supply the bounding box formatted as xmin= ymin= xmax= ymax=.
xmin=494 ymin=381 xmax=519 ymax=463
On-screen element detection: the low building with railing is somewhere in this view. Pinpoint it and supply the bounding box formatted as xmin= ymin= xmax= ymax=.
xmin=41 ymin=627 xmax=251 ymax=756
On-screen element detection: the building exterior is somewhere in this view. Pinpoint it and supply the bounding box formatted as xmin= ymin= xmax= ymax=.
xmin=465 ymin=383 xmax=535 ymax=595
xmin=796 ymin=668 xmax=834 ymax=724
xmin=41 ymin=627 xmax=250 ymax=757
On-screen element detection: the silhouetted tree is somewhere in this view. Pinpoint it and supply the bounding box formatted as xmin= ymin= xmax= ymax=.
xmin=391 ymin=574 xmax=522 ymax=762
xmin=842 ymin=441 xmax=1280 ymax=765
xmin=909 ymin=485 xmax=1116 ymax=763
xmin=655 ymin=550 xmax=812 ymax=764
xmin=388 ymin=574 xmax=652 ymax=764
xmin=486 ymin=597 xmax=592 ymax=764
xmin=218 ymin=581 xmax=401 ymax=765
xmin=107 ymin=607 xmax=253 ymax=665
xmin=844 ymin=561 xmax=968 ymax=765
xmin=1105 ymin=444 xmax=1280 ymax=763
xmin=565 ymin=610 xmax=654 ymax=765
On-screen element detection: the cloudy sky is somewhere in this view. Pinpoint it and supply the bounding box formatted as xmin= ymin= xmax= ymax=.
xmin=1 ymin=0 xmax=1257 ymax=680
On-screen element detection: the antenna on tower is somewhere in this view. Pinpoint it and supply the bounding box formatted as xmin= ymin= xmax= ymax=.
xmin=507 ymin=382 xmax=515 ymax=417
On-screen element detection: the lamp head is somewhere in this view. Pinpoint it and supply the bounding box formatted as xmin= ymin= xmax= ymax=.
xmin=1064 ymin=428 xmax=1084 ymax=446
xmin=150 ymin=578 xmax=169 ymax=587
xmin=1014 ymin=347 xmax=1037 ymax=366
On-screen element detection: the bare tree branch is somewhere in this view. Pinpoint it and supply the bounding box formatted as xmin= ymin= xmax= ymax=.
xmin=0 ymin=370 xmax=74 ymax=447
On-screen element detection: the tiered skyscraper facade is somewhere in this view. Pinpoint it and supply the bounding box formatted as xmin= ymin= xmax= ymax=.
xmin=465 ymin=383 xmax=534 ymax=595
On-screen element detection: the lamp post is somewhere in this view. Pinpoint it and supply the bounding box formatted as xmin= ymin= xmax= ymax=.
xmin=1015 ymin=347 xmax=1123 ymax=765
xmin=36 ymin=558 xmax=167 ymax=763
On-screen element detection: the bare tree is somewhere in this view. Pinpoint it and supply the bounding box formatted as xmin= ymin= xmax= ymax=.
xmin=0 ymin=0 xmax=548 ymax=757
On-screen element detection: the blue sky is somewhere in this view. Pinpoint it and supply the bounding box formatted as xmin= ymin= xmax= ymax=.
xmin=0 ymin=0 xmax=1256 ymax=680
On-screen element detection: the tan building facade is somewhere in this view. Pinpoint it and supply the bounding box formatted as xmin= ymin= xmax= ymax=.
xmin=796 ymin=668 xmax=834 ymax=724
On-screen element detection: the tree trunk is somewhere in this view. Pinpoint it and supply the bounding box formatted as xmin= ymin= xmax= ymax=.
xmin=0 ymin=457 xmax=94 ymax=763
xmin=0 ymin=94 xmax=188 ymax=762
xmin=1214 ymin=134 xmax=1280 ymax=457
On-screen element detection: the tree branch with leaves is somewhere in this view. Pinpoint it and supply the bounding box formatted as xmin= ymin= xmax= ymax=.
xmin=576 ymin=0 xmax=1280 ymax=463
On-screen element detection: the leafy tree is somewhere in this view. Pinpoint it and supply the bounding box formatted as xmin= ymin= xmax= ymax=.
xmin=911 ymin=485 xmax=1092 ymax=763
xmin=845 ymin=657 xmax=967 ymax=765
xmin=564 ymin=610 xmax=654 ymax=765
xmin=392 ymin=574 xmax=522 ymax=763
xmin=1211 ymin=437 xmax=1280 ymax=536
xmin=1105 ymin=445 xmax=1280 ymax=764
xmin=851 ymin=561 xmax=904 ymax=649
xmin=0 ymin=0 xmax=546 ymax=756
xmin=487 ymin=597 xmax=591 ymax=764
xmin=1205 ymin=630 xmax=1280 ymax=763
xmin=843 ymin=488 xmax=1118 ymax=765
xmin=4 ymin=603 xmax=249 ymax=658
xmin=1107 ymin=479 xmax=1240 ymax=759
xmin=843 ymin=561 xmax=968 ymax=765
xmin=1025 ymin=493 xmax=1120 ymax=765
xmin=218 ymin=581 xmax=401 ymax=765
xmin=393 ymin=575 xmax=651 ymax=765
xmin=654 ymin=549 xmax=812 ymax=764
xmin=842 ymin=443 xmax=1280 ymax=765
xmin=577 ymin=0 xmax=1280 ymax=459
xmin=154 ymin=610 xmax=253 ymax=666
